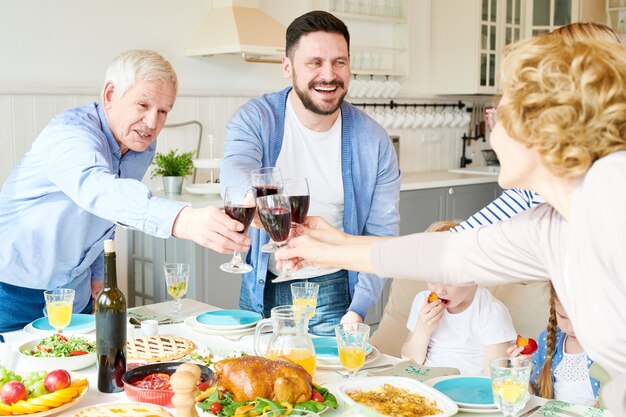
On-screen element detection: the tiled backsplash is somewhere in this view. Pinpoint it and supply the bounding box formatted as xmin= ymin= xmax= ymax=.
xmin=0 ymin=93 xmax=493 ymax=188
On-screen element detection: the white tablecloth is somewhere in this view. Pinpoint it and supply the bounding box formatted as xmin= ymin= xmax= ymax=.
xmin=1 ymin=299 xmax=544 ymax=416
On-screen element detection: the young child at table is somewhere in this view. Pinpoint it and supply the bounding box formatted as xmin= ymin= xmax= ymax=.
xmin=401 ymin=220 xmax=517 ymax=375
xmin=508 ymin=283 xmax=600 ymax=406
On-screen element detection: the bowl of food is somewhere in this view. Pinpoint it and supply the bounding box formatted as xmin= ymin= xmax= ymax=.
xmin=19 ymin=334 xmax=96 ymax=371
xmin=122 ymin=362 xmax=213 ymax=407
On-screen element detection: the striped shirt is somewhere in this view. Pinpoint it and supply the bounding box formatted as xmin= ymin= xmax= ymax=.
xmin=452 ymin=188 xmax=545 ymax=232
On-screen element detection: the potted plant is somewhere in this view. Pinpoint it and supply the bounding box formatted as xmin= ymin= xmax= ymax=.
xmin=151 ymin=149 xmax=195 ymax=194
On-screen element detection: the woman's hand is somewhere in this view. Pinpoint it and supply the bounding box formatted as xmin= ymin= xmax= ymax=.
xmin=293 ymin=216 xmax=348 ymax=244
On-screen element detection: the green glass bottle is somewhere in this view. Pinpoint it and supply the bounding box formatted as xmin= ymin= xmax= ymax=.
xmin=96 ymin=239 xmax=127 ymax=393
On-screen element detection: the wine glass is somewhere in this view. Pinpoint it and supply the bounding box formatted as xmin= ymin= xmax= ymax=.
xmin=283 ymin=178 xmax=310 ymax=229
xmin=490 ymin=357 xmax=532 ymax=417
xmin=43 ymin=288 xmax=75 ymax=334
xmin=220 ymin=185 xmax=256 ymax=274
xmin=251 ymin=167 xmax=284 ymax=253
xmin=163 ymin=263 xmax=190 ymax=322
xmin=291 ymin=282 xmax=319 ymax=319
xmin=256 ymin=193 xmax=293 ymax=282
xmin=335 ymin=323 xmax=370 ymax=379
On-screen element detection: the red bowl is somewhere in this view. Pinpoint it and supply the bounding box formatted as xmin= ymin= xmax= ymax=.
xmin=122 ymin=362 xmax=213 ymax=407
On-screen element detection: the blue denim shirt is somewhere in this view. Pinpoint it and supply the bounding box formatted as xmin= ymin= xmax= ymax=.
xmin=531 ymin=328 xmax=600 ymax=398
xmin=0 ymin=102 xmax=186 ymax=312
xmin=220 ymin=87 xmax=401 ymax=319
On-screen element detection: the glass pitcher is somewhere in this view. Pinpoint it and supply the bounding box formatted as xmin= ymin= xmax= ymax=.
xmin=254 ymin=305 xmax=316 ymax=377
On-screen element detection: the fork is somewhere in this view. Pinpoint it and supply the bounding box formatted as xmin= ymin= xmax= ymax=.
xmin=334 ymin=363 xmax=394 ymax=377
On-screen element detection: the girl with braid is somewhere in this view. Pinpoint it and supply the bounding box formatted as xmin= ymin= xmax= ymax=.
xmin=508 ymin=284 xmax=600 ymax=405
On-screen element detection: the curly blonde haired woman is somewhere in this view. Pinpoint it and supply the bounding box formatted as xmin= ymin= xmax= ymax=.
xmin=278 ymin=35 xmax=626 ymax=414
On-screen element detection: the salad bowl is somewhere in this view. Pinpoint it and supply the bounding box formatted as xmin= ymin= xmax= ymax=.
xmin=19 ymin=334 xmax=96 ymax=371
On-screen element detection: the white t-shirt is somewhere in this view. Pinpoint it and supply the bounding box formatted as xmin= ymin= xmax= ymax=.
xmin=268 ymin=96 xmax=344 ymax=279
xmin=406 ymin=287 xmax=517 ymax=375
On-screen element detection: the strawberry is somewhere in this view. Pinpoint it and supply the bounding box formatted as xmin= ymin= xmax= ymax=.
xmin=516 ymin=335 xmax=538 ymax=355
xmin=427 ymin=292 xmax=439 ymax=303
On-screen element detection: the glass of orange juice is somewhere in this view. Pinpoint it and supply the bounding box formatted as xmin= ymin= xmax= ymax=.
xmin=291 ymin=282 xmax=319 ymax=319
xmin=44 ymin=288 xmax=75 ymax=334
xmin=335 ymin=323 xmax=370 ymax=379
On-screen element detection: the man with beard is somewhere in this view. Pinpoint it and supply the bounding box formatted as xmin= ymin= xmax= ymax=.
xmin=220 ymin=11 xmax=400 ymax=335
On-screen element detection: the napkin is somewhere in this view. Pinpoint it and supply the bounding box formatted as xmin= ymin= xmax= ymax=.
xmin=367 ymin=359 xmax=460 ymax=382
xmin=128 ymin=307 xmax=172 ymax=325
xmin=530 ymin=400 xmax=615 ymax=417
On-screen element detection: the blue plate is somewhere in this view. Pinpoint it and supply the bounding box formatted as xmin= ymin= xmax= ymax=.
xmin=433 ymin=376 xmax=494 ymax=406
xmin=313 ymin=337 xmax=373 ymax=359
xmin=195 ymin=310 xmax=262 ymax=330
xmin=31 ymin=313 xmax=95 ymax=332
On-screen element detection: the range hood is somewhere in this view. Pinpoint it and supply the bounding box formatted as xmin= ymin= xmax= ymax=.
xmin=185 ymin=0 xmax=286 ymax=63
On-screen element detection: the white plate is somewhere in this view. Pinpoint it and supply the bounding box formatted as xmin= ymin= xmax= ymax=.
xmin=184 ymin=316 xmax=257 ymax=337
xmin=425 ymin=375 xmax=497 ymax=409
xmin=336 ymin=376 xmax=458 ymax=417
xmin=194 ymin=310 xmax=262 ymax=331
xmin=185 ymin=183 xmax=221 ymax=195
xmin=316 ymin=347 xmax=381 ymax=370
xmin=18 ymin=335 xmax=97 ymax=371
xmin=3 ymin=373 xmax=89 ymax=417
xmin=24 ymin=314 xmax=95 ymax=337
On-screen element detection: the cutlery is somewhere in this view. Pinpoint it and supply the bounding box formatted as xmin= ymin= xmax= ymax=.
xmin=517 ymin=405 xmax=541 ymax=417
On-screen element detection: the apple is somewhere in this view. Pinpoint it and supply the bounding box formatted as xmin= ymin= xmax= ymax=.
xmin=427 ymin=292 xmax=439 ymax=303
xmin=44 ymin=369 xmax=71 ymax=392
xmin=0 ymin=380 xmax=27 ymax=404
xmin=516 ymin=335 xmax=538 ymax=355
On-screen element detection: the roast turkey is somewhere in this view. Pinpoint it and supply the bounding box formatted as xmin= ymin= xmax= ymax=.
xmin=214 ymin=355 xmax=312 ymax=404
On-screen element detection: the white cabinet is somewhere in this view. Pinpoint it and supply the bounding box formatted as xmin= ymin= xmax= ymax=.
xmin=315 ymin=0 xmax=409 ymax=76
xmin=431 ymin=0 xmax=523 ymax=94
xmin=524 ymin=0 xmax=579 ymax=36
xmin=607 ymin=0 xmax=626 ymax=40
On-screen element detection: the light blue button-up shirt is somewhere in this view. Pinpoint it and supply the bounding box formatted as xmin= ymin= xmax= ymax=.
xmin=0 ymin=102 xmax=186 ymax=312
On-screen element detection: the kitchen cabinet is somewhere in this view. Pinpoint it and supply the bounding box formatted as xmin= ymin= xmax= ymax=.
xmin=524 ymin=0 xmax=578 ymax=36
xmin=607 ymin=0 xmax=626 ymax=40
xmin=127 ymin=181 xmax=500 ymax=326
xmin=430 ymin=0 xmax=523 ymax=94
xmin=315 ymin=0 xmax=409 ymax=77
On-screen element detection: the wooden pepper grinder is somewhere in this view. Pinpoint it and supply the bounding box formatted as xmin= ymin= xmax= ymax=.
xmin=171 ymin=363 xmax=201 ymax=417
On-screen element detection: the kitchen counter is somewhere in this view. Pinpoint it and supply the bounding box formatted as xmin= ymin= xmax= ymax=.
xmin=153 ymin=170 xmax=498 ymax=207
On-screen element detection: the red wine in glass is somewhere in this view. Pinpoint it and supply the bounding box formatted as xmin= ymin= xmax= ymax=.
xmin=259 ymin=207 xmax=291 ymax=243
xmin=253 ymin=185 xmax=281 ymax=198
xmin=224 ymin=205 xmax=255 ymax=233
xmin=288 ymin=195 xmax=310 ymax=225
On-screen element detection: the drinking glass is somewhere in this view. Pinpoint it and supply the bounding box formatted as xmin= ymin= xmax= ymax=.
xmin=283 ymin=178 xmax=310 ymax=228
xmin=44 ymin=289 xmax=75 ymax=334
xmin=291 ymin=282 xmax=319 ymax=318
xmin=251 ymin=167 xmax=284 ymax=253
xmin=257 ymin=194 xmax=293 ymax=282
xmin=335 ymin=323 xmax=370 ymax=379
xmin=490 ymin=357 xmax=532 ymax=417
xmin=220 ymin=185 xmax=256 ymax=274
xmin=163 ymin=263 xmax=190 ymax=322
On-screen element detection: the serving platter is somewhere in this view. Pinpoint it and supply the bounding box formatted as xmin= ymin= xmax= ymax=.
xmin=336 ymin=376 xmax=458 ymax=417
xmin=18 ymin=335 xmax=96 ymax=371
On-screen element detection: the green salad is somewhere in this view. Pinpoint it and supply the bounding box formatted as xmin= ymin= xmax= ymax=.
xmin=198 ymin=384 xmax=337 ymax=417
xmin=21 ymin=334 xmax=96 ymax=357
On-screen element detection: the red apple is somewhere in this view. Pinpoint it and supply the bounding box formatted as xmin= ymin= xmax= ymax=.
xmin=516 ymin=335 xmax=538 ymax=355
xmin=0 ymin=380 xmax=27 ymax=404
xmin=44 ymin=369 xmax=71 ymax=392
xmin=427 ymin=292 xmax=439 ymax=303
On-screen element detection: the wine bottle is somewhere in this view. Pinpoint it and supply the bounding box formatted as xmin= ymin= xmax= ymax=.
xmin=96 ymin=239 xmax=127 ymax=393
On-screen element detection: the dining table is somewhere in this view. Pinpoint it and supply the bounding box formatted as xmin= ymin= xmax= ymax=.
xmin=0 ymin=298 xmax=546 ymax=417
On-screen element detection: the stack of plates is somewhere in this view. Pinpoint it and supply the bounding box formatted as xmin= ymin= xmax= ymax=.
xmin=426 ymin=375 xmax=500 ymax=414
xmin=312 ymin=336 xmax=380 ymax=370
xmin=24 ymin=314 xmax=95 ymax=336
xmin=185 ymin=310 xmax=262 ymax=337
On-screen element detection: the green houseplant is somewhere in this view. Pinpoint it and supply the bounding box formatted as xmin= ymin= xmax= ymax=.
xmin=151 ymin=149 xmax=195 ymax=194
